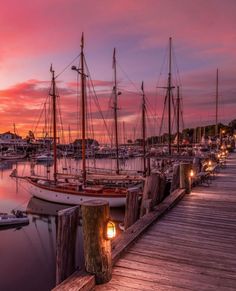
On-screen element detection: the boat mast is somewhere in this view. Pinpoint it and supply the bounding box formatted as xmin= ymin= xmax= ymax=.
xmin=177 ymin=86 xmax=180 ymax=153
xmin=215 ymin=68 xmax=219 ymax=136
xmin=141 ymin=81 xmax=146 ymax=175
xmin=123 ymin=121 xmax=126 ymax=144
xmin=168 ymin=37 xmax=173 ymax=155
xmin=113 ymin=48 xmax=119 ymax=174
xmin=81 ymin=33 xmax=86 ymax=184
xmin=68 ymin=125 xmax=71 ymax=144
xmin=13 ymin=123 xmax=16 ymax=152
xmin=50 ymin=65 xmax=57 ymax=183
xmin=71 ymin=34 xmax=86 ymax=184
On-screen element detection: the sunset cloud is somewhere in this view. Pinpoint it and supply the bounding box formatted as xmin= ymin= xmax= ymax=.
xmin=0 ymin=0 xmax=235 ymax=141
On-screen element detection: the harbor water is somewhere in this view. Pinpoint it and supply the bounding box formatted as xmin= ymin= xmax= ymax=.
xmin=0 ymin=157 xmax=143 ymax=291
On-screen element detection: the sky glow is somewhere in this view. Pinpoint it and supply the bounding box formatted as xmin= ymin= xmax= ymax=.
xmin=0 ymin=0 xmax=235 ymax=142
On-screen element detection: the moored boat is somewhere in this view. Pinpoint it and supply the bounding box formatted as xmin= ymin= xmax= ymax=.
xmin=0 ymin=211 xmax=29 ymax=227
xmin=35 ymin=152 xmax=53 ymax=162
xmin=26 ymin=35 xmax=143 ymax=207
xmin=27 ymin=177 xmax=141 ymax=207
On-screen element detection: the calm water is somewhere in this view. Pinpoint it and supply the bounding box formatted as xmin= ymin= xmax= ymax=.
xmin=0 ymin=157 xmax=142 ymax=291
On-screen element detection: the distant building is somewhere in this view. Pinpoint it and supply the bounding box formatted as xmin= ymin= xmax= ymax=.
xmin=0 ymin=131 xmax=22 ymax=140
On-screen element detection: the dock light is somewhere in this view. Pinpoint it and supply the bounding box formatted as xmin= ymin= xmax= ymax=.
xmin=189 ymin=169 xmax=194 ymax=178
xmin=105 ymin=220 xmax=116 ymax=240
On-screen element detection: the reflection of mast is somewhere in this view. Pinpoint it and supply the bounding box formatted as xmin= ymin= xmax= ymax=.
xmin=141 ymin=81 xmax=146 ymax=176
xmin=21 ymin=228 xmax=48 ymax=271
xmin=33 ymin=216 xmax=55 ymax=270
xmin=215 ymin=68 xmax=219 ymax=136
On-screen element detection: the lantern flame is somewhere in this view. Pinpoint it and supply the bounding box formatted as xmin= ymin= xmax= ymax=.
xmin=106 ymin=220 xmax=116 ymax=239
xmin=190 ymin=169 xmax=194 ymax=178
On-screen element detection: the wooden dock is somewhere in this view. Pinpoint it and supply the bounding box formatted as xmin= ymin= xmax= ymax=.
xmin=96 ymin=153 xmax=236 ymax=290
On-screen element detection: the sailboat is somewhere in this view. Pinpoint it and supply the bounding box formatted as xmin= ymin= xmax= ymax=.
xmin=0 ymin=125 xmax=27 ymax=160
xmin=0 ymin=147 xmax=26 ymax=160
xmin=27 ymin=34 xmax=143 ymax=207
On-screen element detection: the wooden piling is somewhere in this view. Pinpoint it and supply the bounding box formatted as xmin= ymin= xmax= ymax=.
xmin=140 ymin=173 xmax=166 ymax=217
xmin=147 ymin=156 xmax=151 ymax=176
xmin=56 ymin=206 xmax=80 ymax=285
xmin=81 ymin=200 xmax=112 ymax=284
xmin=180 ymin=162 xmax=192 ymax=194
xmin=124 ymin=190 xmax=140 ymax=229
xmin=158 ymin=173 xmax=167 ymax=202
xmin=140 ymin=174 xmax=157 ymax=217
xmin=170 ymin=163 xmax=180 ymax=193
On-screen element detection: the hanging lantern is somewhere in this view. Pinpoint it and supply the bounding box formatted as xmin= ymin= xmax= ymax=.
xmin=105 ymin=220 xmax=116 ymax=240
xmin=208 ymin=160 xmax=212 ymax=166
xmin=189 ymin=169 xmax=194 ymax=178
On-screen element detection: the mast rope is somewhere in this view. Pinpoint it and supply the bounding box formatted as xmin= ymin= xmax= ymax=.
xmin=84 ymin=58 xmax=113 ymax=144
xmin=55 ymin=54 xmax=80 ymax=79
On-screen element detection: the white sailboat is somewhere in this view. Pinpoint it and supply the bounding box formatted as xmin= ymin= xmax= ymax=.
xmin=27 ymin=34 xmax=143 ymax=207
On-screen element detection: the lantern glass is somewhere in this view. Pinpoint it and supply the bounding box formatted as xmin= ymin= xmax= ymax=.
xmin=190 ymin=169 xmax=194 ymax=178
xmin=106 ymin=221 xmax=116 ymax=239
xmin=208 ymin=160 xmax=212 ymax=166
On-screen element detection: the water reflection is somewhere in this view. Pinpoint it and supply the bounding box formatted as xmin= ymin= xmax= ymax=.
xmin=0 ymin=158 xmax=129 ymax=291
xmin=27 ymin=197 xmax=70 ymax=216
xmin=0 ymin=161 xmax=67 ymax=291
xmin=0 ymin=160 xmax=15 ymax=171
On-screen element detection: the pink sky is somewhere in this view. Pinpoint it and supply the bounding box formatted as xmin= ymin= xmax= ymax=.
xmin=0 ymin=0 xmax=236 ymax=142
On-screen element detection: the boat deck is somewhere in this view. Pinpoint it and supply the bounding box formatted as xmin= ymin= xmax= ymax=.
xmin=96 ymin=152 xmax=236 ymax=290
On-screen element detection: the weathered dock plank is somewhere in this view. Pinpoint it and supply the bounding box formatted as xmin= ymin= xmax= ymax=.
xmin=96 ymin=152 xmax=236 ymax=290
xmin=111 ymin=188 xmax=185 ymax=264
xmin=52 ymin=270 xmax=95 ymax=291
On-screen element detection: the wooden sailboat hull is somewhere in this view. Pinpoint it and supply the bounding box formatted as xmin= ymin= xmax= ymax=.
xmin=27 ymin=178 xmax=127 ymax=207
